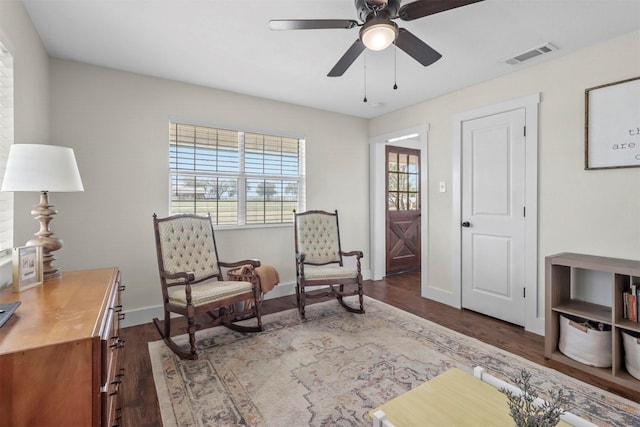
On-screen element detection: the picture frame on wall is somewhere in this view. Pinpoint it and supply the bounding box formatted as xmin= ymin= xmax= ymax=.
xmin=585 ymin=76 xmax=640 ymax=170
xmin=12 ymin=245 xmax=43 ymax=292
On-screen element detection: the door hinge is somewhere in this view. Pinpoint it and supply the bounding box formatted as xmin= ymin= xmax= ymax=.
xmin=524 ymin=126 xmax=526 ymax=137
xmin=523 ymin=287 xmax=526 ymax=298
xmin=523 ymin=206 xmax=526 ymax=217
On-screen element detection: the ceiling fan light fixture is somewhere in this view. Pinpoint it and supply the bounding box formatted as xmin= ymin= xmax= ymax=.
xmin=360 ymin=19 xmax=398 ymax=51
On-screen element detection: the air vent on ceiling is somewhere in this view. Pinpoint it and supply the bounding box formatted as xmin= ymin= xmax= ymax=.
xmin=505 ymin=43 xmax=558 ymax=65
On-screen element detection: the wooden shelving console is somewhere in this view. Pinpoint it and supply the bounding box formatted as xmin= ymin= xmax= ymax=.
xmin=545 ymin=252 xmax=640 ymax=393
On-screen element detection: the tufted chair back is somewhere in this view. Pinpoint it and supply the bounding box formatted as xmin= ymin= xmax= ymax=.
xmin=156 ymin=214 xmax=221 ymax=284
xmin=295 ymin=210 xmax=343 ymax=265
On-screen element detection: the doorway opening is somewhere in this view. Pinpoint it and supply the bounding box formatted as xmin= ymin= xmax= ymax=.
xmin=369 ymin=125 xmax=428 ymax=293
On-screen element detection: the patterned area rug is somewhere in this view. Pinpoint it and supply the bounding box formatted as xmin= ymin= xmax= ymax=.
xmin=149 ymin=297 xmax=640 ymax=426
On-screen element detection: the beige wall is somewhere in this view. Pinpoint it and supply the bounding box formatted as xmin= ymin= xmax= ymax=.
xmin=370 ymin=31 xmax=640 ymax=319
xmin=48 ymin=60 xmax=369 ymax=320
xmin=0 ymin=1 xmax=50 ymax=285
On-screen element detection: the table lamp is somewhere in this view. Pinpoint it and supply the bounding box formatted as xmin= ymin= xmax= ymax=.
xmin=1 ymin=144 xmax=84 ymax=281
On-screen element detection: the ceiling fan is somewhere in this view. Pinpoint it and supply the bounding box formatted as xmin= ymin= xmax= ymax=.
xmin=269 ymin=0 xmax=483 ymax=77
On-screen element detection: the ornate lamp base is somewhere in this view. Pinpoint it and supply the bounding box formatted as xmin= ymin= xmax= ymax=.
xmin=26 ymin=191 xmax=63 ymax=282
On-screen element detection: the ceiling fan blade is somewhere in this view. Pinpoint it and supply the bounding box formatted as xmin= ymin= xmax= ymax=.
xmin=327 ymin=39 xmax=366 ymax=77
xmin=398 ymin=0 xmax=483 ymax=21
xmin=269 ymin=19 xmax=358 ymax=31
xmin=394 ymin=28 xmax=442 ymax=67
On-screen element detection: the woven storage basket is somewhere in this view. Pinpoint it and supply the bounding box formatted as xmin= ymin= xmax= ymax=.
xmin=558 ymin=314 xmax=612 ymax=368
xmin=227 ymin=265 xmax=258 ymax=317
xmin=622 ymin=330 xmax=640 ymax=380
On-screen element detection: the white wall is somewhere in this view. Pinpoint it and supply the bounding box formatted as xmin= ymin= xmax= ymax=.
xmin=0 ymin=1 xmax=50 ymax=286
xmin=369 ymin=31 xmax=640 ymax=319
xmin=47 ymin=60 xmax=369 ymax=323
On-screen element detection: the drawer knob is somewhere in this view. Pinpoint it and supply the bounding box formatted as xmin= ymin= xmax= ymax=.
xmin=109 ymin=379 xmax=122 ymax=396
xmin=109 ymin=337 xmax=126 ymax=349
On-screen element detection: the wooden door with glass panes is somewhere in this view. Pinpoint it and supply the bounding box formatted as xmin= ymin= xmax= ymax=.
xmin=385 ymin=146 xmax=421 ymax=274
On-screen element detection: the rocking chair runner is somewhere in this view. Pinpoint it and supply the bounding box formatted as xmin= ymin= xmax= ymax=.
xmin=294 ymin=209 xmax=365 ymax=319
xmin=152 ymin=213 xmax=263 ymax=359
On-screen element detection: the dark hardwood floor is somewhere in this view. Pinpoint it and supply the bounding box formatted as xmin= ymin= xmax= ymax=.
xmin=119 ymin=271 xmax=639 ymax=426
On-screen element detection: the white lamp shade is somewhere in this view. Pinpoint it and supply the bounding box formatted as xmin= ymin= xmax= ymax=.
xmin=1 ymin=144 xmax=84 ymax=192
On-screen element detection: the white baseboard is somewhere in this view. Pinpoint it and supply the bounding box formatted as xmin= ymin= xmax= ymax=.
xmin=121 ymin=304 xmax=165 ymax=328
xmin=120 ymin=270 xmax=372 ymax=328
xmin=120 ymin=281 xmax=298 ymax=328
xmin=262 ymin=281 xmax=296 ymax=299
xmin=526 ymin=317 xmax=545 ymax=336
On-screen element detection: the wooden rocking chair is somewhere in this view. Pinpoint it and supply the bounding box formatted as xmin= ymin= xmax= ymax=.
xmin=152 ymin=213 xmax=263 ymax=359
xmin=294 ymin=209 xmax=365 ymax=319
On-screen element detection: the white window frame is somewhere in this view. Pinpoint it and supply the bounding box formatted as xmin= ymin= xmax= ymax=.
xmin=0 ymin=40 xmax=14 ymax=267
xmin=169 ymin=121 xmax=306 ymax=227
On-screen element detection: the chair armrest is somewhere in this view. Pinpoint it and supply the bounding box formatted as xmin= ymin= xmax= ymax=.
xmin=219 ymin=259 xmax=261 ymax=269
xmin=341 ymin=250 xmax=363 ymax=259
xmin=160 ymin=270 xmax=195 ymax=283
xmin=296 ymin=252 xmax=306 ymax=263
xmin=340 ymin=251 xmax=362 ymax=275
xmin=160 ymin=271 xmax=196 ymax=304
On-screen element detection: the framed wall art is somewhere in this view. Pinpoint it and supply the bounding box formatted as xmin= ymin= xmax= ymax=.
xmin=585 ymin=76 xmax=640 ymax=170
xmin=12 ymin=245 xmax=43 ymax=292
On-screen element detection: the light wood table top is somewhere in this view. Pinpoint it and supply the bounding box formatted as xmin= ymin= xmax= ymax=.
xmin=0 ymin=268 xmax=119 ymax=354
xmin=371 ymin=368 xmax=571 ymax=426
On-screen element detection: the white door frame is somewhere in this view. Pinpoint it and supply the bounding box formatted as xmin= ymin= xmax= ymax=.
xmin=370 ymin=125 xmax=429 ymax=291
xmin=452 ymin=94 xmax=543 ymax=335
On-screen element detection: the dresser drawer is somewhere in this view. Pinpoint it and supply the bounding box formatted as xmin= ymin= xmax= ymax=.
xmin=101 ymin=278 xmax=123 ymax=386
xmin=101 ymin=272 xmax=125 ymax=426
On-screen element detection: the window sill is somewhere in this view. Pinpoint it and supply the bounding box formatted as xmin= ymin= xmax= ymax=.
xmin=214 ymin=222 xmax=293 ymax=231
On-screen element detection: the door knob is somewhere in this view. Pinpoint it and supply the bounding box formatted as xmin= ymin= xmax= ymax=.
xmin=461 ymin=221 xmax=471 ymax=228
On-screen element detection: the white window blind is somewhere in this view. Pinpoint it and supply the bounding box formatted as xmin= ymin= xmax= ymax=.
xmin=169 ymin=122 xmax=305 ymax=225
xmin=0 ymin=42 xmax=13 ymax=254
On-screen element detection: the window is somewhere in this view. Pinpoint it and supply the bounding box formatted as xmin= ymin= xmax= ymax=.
xmin=386 ymin=147 xmax=420 ymax=211
xmin=0 ymin=42 xmax=13 ymax=254
xmin=169 ymin=122 xmax=305 ymax=226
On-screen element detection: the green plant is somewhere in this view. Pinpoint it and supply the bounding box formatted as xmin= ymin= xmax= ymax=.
xmin=500 ymin=369 xmax=569 ymax=427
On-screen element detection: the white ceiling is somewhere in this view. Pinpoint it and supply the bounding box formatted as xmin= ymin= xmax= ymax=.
xmin=22 ymin=0 xmax=640 ymax=119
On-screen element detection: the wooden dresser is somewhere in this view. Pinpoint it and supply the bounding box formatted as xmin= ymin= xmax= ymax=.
xmin=0 ymin=268 xmax=124 ymax=427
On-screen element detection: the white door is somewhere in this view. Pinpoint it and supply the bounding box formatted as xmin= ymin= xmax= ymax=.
xmin=461 ymin=109 xmax=526 ymax=326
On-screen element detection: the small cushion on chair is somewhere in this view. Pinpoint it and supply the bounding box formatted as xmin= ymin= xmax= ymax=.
xmin=168 ymin=279 xmax=254 ymax=307
xmin=303 ymin=266 xmax=358 ymax=280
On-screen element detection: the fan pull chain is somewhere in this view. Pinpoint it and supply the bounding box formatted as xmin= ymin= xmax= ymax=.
xmin=393 ymin=45 xmax=398 ymax=90
xmin=363 ymin=52 xmax=368 ymax=103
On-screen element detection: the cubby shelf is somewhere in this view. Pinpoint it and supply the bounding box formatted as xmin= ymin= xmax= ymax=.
xmin=552 ymin=300 xmax=611 ymax=324
xmin=545 ymin=252 xmax=640 ymax=394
